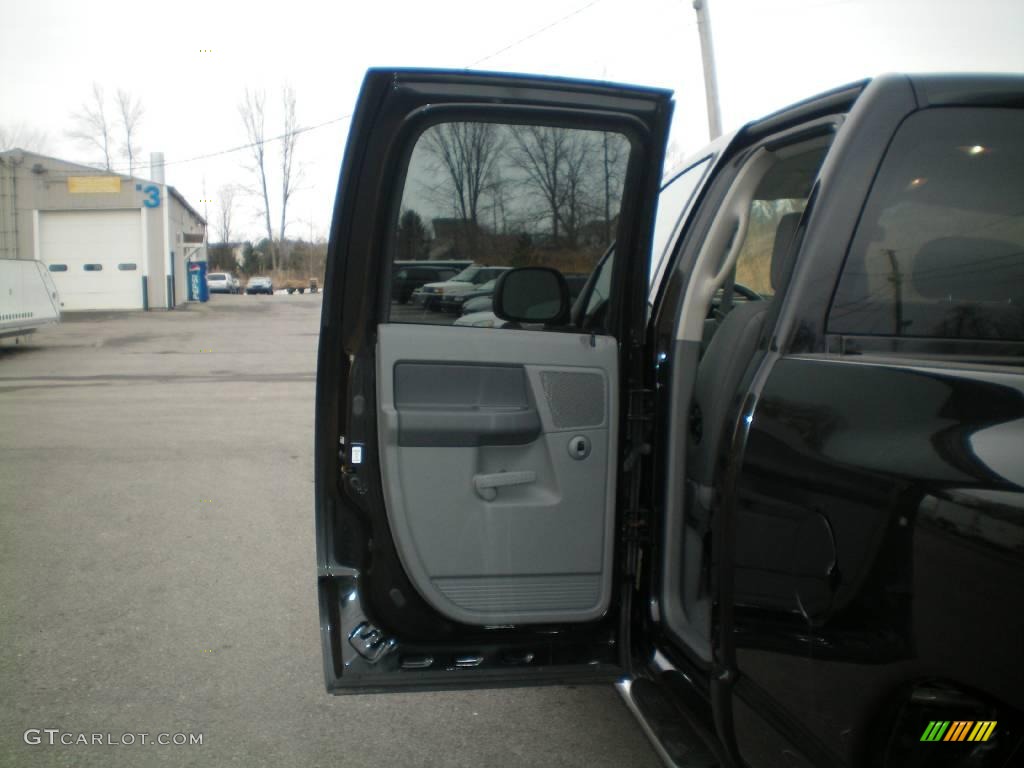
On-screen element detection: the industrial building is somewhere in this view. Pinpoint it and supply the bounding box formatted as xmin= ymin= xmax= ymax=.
xmin=0 ymin=149 xmax=206 ymax=311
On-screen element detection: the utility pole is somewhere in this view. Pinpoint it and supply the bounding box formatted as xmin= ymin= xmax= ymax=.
xmin=693 ymin=0 xmax=723 ymax=140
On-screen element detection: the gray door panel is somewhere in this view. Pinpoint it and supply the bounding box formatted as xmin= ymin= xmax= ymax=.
xmin=377 ymin=323 xmax=618 ymax=625
xmin=394 ymin=362 xmax=542 ymax=447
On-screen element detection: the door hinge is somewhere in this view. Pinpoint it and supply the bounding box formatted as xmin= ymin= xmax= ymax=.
xmin=622 ymin=385 xmax=654 ymax=586
xmin=622 ymin=513 xmax=651 ymax=583
xmin=348 ymin=621 xmax=396 ymax=663
xmin=623 ymin=386 xmax=653 ymax=472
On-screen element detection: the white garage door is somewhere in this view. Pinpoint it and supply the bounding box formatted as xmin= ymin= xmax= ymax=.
xmin=39 ymin=210 xmax=143 ymax=310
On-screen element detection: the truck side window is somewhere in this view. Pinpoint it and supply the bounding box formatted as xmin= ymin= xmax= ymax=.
xmin=733 ymin=198 xmax=806 ymax=299
xmin=829 ymin=108 xmax=1024 ymax=341
xmin=386 ymin=120 xmax=631 ymax=329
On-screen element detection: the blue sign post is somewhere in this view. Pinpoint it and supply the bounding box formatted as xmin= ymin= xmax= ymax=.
xmin=188 ymin=262 xmax=209 ymax=302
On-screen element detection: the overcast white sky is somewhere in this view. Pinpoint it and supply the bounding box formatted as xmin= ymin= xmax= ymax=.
xmin=2 ymin=0 xmax=1022 ymax=242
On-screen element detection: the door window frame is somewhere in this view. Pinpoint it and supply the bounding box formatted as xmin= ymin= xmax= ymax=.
xmin=375 ymin=105 xmax=660 ymax=343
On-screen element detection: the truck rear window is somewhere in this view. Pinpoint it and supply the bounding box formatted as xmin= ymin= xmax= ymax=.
xmin=829 ymin=107 xmax=1024 ymax=341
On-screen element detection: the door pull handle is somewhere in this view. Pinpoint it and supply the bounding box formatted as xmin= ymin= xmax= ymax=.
xmin=473 ymin=471 xmax=536 ymax=501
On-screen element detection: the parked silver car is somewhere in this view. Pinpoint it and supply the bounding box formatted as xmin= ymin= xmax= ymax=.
xmin=206 ymin=272 xmax=239 ymax=294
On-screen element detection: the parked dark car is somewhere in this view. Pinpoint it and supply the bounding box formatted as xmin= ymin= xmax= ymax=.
xmin=391 ymin=262 xmax=465 ymax=303
xmin=315 ymin=70 xmax=1024 ymax=768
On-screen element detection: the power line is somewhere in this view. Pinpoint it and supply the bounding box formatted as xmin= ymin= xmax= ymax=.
xmin=467 ymin=0 xmax=603 ymax=67
xmin=103 ymin=113 xmax=352 ymax=173
xmin=67 ymin=1 xmax=605 ymax=176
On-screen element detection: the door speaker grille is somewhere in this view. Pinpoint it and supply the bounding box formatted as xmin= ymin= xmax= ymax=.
xmin=539 ymin=371 xmax=604 ymax=428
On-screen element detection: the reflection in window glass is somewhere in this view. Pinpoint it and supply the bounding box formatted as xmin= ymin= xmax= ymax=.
xmin=48 ymin=264 xmax=68 ymax=272
xmin=734 ymin=199 xmax=806 ymax=298
xmin=830 ymin=108 xmax=1024 ymax=341
xmin=389 ymin=121 xmax=631 ymax=330
xmin=117 ymin=263 xmax=137 ymax=271
xmin=586 ymin=251 xmax=614 ymax=318
xmin=83 ymin=264 xmax=103 ymax=271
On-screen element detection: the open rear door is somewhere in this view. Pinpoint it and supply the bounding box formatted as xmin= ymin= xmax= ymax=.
xmin=315 ymin=68 xmax=670 ymax=692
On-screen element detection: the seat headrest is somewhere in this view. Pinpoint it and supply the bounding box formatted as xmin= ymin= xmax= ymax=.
xmin=770 ymin=212 xmax=802 ymax=291
xmin=912 ymin=237 xmax=1022 ymax=303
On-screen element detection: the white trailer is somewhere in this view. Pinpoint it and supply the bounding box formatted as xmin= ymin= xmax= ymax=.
xmin=0 ymin=259 xmax=61 ymax=340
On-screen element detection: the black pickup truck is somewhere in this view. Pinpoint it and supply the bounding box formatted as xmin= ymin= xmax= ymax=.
xmin=314 ymin=70 xmax=1024 ymax=767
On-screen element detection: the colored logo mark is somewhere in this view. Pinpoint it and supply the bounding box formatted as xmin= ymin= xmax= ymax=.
xmin=920 ymin=721 xmax=997 ymax=742
xmin=142 ymin=185 xmax=161 ymax=208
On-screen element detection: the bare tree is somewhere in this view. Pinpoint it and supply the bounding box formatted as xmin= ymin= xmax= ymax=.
xmin=488 ymin=167 xmax=511 ymax=235
xmin=239 ymin=88 xmax=276 ymax=271
xmin=395 ymin=209 xmax=431 ymax=261
xmin=68 ymin=83 xmax=114 ymax=170
xmin=509 ymin=126 xmax=608 ymax=249
xmin=0 ymin=122 xmax=50 ymax=153
xmin=600 ymin=132 xmax=628 ymax=243
xmin=278 ymin=85 xmax=302 ymax=271
xmin=423 ymin=122 xmax=504 ymax=258
xmin=425 ymin=122 xmax=503 ymax=225
xmin=217 ymin=184 xmax=237 ymax=244
xmin=509 ymin=125 xmax=571 ymax=245
xmin=557 ymin=131 xmax=597 ymax=248
xmin=115 ymin=89 xmax=144 ymax=176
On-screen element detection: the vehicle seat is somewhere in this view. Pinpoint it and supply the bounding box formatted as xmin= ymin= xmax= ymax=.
xmin=688 ymin=211 xmax=802 ymax=532
xmin=678 ymin=212 xmax=801 ymax=639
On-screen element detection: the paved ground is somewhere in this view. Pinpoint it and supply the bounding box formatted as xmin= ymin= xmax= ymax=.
xmin=0 ymin=294 xmax=658 ymax=768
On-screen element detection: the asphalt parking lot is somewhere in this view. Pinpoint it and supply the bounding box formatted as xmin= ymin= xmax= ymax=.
xmin=0 ymin=293 xmax=658 ymax=768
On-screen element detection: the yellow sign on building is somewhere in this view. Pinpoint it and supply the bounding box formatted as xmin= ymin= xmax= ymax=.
xmin=67 ymin=176 xmax=122 ymax=194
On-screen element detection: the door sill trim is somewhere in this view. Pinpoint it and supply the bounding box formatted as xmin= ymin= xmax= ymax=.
xmin=616 ymin=678 xmax=719 ymax=768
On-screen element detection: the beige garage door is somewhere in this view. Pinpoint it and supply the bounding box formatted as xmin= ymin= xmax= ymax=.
xmin=39 ymin=210 xmax=143 ymax=310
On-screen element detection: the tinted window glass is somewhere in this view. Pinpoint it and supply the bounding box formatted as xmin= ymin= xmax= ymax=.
xmin=388 ymin=120 xmax=631 ymax=330
xmin=48 ymin=264 xmax=67 ymax=272
xmin=733 ymin=200 xmax=805 ymax=299
xmin=118 ymin=263 xmax=137 ymax=271
xmin=586 ymin=251 xmax=614 ymax=318
xmin=732 ymin=142 xmax=829 ymax=299
xmin=83 ymin=264 xmax=102 ymax=271
xmin=829 ymin=108 xmax=1024 ymax=341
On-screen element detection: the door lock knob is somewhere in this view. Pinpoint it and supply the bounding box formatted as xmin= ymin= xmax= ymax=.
xmin=568 ymin=435 xmax=591 ymax=460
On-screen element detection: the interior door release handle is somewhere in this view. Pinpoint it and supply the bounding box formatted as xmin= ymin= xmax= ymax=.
xmin=473 ymin=471 xmax=536 ymax=501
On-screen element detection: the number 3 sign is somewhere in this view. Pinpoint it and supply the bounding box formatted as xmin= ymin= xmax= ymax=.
xmin=136 ymin=183 xmax=161 ymax=208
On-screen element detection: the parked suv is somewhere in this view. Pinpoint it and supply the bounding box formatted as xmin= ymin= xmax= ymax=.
xmin=315 ymin=70 xmax=1024 ymax=768
xmin=206 ymin=272 xmax=238 ymax=294
xmin=413 ymin=264 xmax=510 ymax=310
xmin=391 ymin=262 xmax=463 ymax=304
